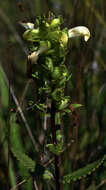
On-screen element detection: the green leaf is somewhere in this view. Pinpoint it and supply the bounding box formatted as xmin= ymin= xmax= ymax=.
xmin=44 ymin=57 xmax=53 ymax=72
xmin=32 ymin=72 xmax=39 ymax=79
xmin=50 ymin=16 xmax=63 ymax=28
xmin=0 ymin=66 xmax=8 ymax=108
xmin=0 ymin=115 xmax=17 ymax=188
xmin=34 ymin=103 xmax=47 ymax=111
xmin=58 ymin=97 xmax=70 ymax=110
xmin=11 ymin=148 xmax=35 ymax=172
xmin=55 ymin=113 xmax=61 ymax=125
xmin=56 ymin=130 xmax=63 ymax=141
xmin=46 ymin=142 xmax=63 ymax=155
xmin=52 ymin=67 xmax=62 ymax=80
xmin=62 ymin=154 xmax=106 ymax=184
xmin=23 ymin=29 xmax=40 ymax=42
xmin=10 ymin=113 xmax=25 ymax=152
xmin=71 ymin=104 xmax=83 ymax=109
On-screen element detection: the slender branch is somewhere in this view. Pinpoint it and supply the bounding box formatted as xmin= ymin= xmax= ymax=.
xmin=10 ymin=179 xmax=27 ymax=190
xmin=50 ymin=102 xmax=61 ymax=190
xmin=10 ymin=176 xmax=39 ymax=190
xmin=96 ymin=178 xmax=106 ymax=189
xmin=33 ymin=180 xmax=39 ymax=190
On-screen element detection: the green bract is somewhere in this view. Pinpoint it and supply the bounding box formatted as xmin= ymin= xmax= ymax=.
xmin=50 ymin=16 xmax=63 ymax=28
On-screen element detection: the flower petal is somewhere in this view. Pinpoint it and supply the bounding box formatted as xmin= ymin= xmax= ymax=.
xmin=28 ymin=44 xmax=49 ymax=64
xmin=28 ymin=51 xmax=39 ymax=64
xmin=20 ymin=22 xmax=34 ymax=29
xmin=68 ymin=26 xmax=90 ymax=42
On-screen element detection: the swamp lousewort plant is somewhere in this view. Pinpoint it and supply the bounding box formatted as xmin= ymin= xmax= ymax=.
xmin=12 ymin=13 xmax=106 ymax=190
xmin=9 ymin=12 xmax=106 ymax=190
xmin=21 ymin=13 xmax=91 ymax=189
xmin=22 ymin=14 xmax=90 ymax=113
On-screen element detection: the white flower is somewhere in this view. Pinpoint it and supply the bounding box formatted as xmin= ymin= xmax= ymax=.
xmin=28 ymin=51 xmax=39 ymax=64
xmin=28 ymin=44 xmax=49 ymax=64
xmin=20 ymin=22 xmax=34 ymax=29
xmin=68 ymin=26 xmax=90 ymax=42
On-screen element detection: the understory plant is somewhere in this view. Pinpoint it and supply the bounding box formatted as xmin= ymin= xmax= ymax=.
xmin=11 ymin=13 xmax=106 ymax=189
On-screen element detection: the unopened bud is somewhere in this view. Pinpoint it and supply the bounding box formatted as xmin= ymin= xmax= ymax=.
xmin=50 ymin=18 xmax=61 ymax=28
xmin=60 ymin=32 xmax=68 ymax=46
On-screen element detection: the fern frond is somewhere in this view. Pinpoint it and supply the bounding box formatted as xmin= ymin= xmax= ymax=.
xmin=12 ymin=148 xmax=35 ymax=172
xmin=62 ymin=154 xmax=106 ymax=184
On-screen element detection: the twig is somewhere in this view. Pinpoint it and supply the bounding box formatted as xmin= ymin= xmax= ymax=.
xmin=10 ymin=177 xmax=39 ymax=190
xmin=96 ymin=178 xmax=106 ymax=189
xmin=10 ymin=179 xmax=27 ymax=190
xmin=33 ymin=180 xmax=39 ymax=190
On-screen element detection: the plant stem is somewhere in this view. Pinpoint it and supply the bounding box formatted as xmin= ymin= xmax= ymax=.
xmin=50 ymin=102 xmax=61 ymax=190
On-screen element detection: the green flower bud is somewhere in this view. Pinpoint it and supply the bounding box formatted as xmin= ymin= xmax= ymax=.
xmin=58 ymin=97 xmax=70 ymax=110
xmin=23 ymin=29 xmax=39 ymax=42
xmin=50 ymin=16 xmax=63 ymax=29
xmin=45 ymin=57 xmax=53 ymax=72
xmin=52 ymin=67 xmax=61 ymax=80
xmin=56 ymin=130 xmax=63 ymax=141
xmin=60 ymin=32 xmax=68 ymax=46
xmin=50 ymin=18 xmax=61 ymax=28
xmin=45 ymin=22 xmax=50 ymax=28
xmin=48 ymin=31 xmax=60 ymax=41
xmin=39 ymin=40 xmax=51 ymax=50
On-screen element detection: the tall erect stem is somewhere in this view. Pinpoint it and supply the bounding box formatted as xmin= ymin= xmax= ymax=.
xmin=50 ymin=102 xmax=61 ymax=190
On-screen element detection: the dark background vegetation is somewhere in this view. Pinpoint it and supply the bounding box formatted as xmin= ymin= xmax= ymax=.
xmin=0 ymin=0 xmax=106 ymax=189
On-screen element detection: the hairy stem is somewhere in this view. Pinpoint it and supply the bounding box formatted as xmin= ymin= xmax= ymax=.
xmin=50 ymin=102 xmax=61 ymax=190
